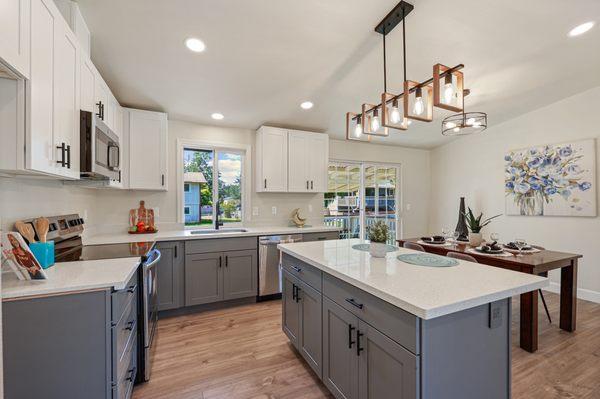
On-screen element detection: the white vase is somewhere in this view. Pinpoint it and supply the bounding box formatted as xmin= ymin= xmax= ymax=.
xmin=468 ymin=232 xmax=483 ymax=247
xmin=369 ymin=242 xmax=387 ymax=258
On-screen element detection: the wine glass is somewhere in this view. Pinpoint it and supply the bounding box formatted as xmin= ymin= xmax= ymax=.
xmin=452 ymin=231 xmax=460 ymax=248
xmin=490 ymin=232 xmax=500 ymax=244
xmin=442 ymin=227 xmax=450 ymax=241
xmin=514 ymin=238 xmax=527 ymax=257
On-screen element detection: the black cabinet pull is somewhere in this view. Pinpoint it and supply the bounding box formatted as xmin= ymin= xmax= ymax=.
xmin=345 ymin=298 xmax=364 ymax=310
xmin=96 ymin=101 xmax=102 ymax=119
xmin=56 ymin=143 xmax=66 ymax=167
xmin=291 ymin=265 xmax=302 ymax=273
xmin=264 ymin=178 xmax=267 ymax=189
xmin=356 ymin=330 xmax=364 ymax=356
xmin=125 ymin=320 xmax=135 ymax=331
xmin=348 ymin=324 xmax=356 ymax=349
xmin=118 ymin=170 xmax=122 ymax=183
xmin=174 ymin=245 xmax=177 ymax=258
xmin=66 ymin=144 xmax=71 ymax=169
xmin=219 ymin=256 xmax=222 ymax=268
xmin=161 ymin=174 xmax=165 ymax=186
xmin=126 ymin=367 xmax=136 ymax=382
xmin=295 ymin=286 xmax=301 ymax=302
xmin=292 ymin=284 xmax=297 ymax=301
xmin=127 ymin=284 xmax=137 ymax=293
xmin=311 ymin=180 xmax=313 ymax=189
xmin=225 ymin=255 xmax=228 ymax=267
xmin=306 ymin=180 xmax=309 ymax=189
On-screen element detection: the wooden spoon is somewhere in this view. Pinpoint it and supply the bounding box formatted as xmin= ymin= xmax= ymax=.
xmin=15 ymin=221 xmax=36 ymax=243
xmin=35 ymin=218 xmax=50 ymax=243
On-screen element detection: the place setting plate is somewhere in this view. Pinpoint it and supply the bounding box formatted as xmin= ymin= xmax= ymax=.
xmin=397 ymin=253 xmax=459 ymax=267
xmin=351 ymin=243 xmax=399 ymax=253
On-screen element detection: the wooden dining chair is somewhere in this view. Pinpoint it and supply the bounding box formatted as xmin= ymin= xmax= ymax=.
xmin=403 ymin=242 xmax=425 ymax=252
xmin=532 ymin=245 xmax=552 ymax=324
xmin=446 ymin=252 xmax=478 ymax=263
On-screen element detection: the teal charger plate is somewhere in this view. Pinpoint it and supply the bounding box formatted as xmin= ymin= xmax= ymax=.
xmin=352 ymin=243 xmax=399 ymax=253
xmin=397 ymin=253 xmax=458 ymax=267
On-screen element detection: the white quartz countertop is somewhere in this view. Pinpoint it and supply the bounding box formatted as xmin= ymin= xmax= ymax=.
xmin=2 ymin=257 xmax=140 ymax=300
xmin=278 ymin=239 xmax=548 ymax=320
xmin=84 ymin=225 xmax=340 ymax=245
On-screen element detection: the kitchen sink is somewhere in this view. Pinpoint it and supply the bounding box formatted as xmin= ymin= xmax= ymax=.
xmin=190 ymin=228 xmax=248 ymax=235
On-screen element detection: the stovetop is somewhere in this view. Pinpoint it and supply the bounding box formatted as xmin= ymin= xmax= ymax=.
xmin=55 ymin=237 xmax=155 ymax=262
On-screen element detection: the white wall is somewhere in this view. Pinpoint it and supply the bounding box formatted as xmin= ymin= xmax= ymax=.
xmin=429 ymin=86 xmax=600 ymax=301
xmin=330 ymin=139 xmax=431 ymax=239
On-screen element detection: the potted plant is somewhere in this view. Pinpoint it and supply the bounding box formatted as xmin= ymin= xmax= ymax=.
xmin=368 ymin=221 xmax=389 ymax=258
xmin=463 ymin=207 xmax=501 ymax=246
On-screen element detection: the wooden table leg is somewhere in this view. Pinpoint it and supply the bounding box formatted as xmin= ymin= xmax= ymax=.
xmin=560 ymin=259 xmax=578 ymax=332
xmin=520 ymin=291 xmax=538 ymax=352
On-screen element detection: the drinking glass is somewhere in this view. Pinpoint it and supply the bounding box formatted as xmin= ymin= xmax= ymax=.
xmin=514 ymin=238 xmax=527 ymax=257
xmin=441 ymin=227 xmax=450 ymax=241
xmin=452 ymin=231 xmax=460 ymax=247
xmin=490 ymin=232 xmax=500 ymax=243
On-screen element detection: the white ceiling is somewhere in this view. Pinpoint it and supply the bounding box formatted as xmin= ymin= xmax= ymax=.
xmin=77 ymin=0 xmax=600 ymax=148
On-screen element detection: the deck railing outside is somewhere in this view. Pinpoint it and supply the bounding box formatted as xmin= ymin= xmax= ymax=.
xmin=324 ymin=215 xmax=397 ymax=245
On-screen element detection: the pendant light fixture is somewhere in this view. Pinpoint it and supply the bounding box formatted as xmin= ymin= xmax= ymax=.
xmin=345 ymin=1 xmax=487 ymax=141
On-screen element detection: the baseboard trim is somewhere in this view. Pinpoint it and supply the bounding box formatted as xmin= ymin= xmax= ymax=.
xmin=543 ymin=282 xmax=600 ymax=304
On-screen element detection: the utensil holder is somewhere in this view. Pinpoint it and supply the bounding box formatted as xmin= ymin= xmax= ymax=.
xmin=29 ymin=241 xmax=55 ymax=269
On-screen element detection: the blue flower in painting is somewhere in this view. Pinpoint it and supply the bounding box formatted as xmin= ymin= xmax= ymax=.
xmin=506 ymin=181 xmax=514 ymax=190
xmin=531 ymin=183 xmax=542 ymax=191
xmin=560 ymin=189 xmax=571 ymax=200
xmin=527 ymin=157 xmax=543 ymax=169
xmin=579 ymin=182 xmax=592 ymax=191
xmin=559 ymin=146 xmax=573 ymax=158
xmin=544 ymin=186 xmax=557 ymax=195
xmin=567 ymin=164 xmax=582 ymax=174
xmin=504 ymin=154 xmax=512 ymax=162
xmin=514 ymin=182 xmax=531 ymax=194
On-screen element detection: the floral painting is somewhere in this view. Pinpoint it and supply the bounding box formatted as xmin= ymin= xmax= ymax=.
xmin=505 ymin=139 xmax=596 ymax=217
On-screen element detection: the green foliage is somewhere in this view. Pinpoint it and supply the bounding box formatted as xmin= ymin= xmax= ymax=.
xmin=368 ymin=220 xmax=389 ymax=243
xmin=462 ymin=207 xmax=501 ymax=233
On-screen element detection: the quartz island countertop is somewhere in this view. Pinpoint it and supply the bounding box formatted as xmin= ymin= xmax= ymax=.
xmin=278 ymin=239 xmax=548 ymax=319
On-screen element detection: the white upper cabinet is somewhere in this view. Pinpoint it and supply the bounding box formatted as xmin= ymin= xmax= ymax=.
xmin=79 ymin=55 xmax=95 ymax=113
xmin=126 ymin=108 xmax=168 ymax=191
xmin=256 ymin=126 xmax=329 ymax=193
xmin=288 ymin=130 xmax=328 ymax=193
xmin=0 ymin=0 xmax=31 ymax=78
xmin=256 ymin=126 xmax=288 ymax=192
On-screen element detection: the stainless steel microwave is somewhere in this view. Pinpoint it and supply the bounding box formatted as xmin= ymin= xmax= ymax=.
xmin=80 ymin=110 xmax=120 ymax=181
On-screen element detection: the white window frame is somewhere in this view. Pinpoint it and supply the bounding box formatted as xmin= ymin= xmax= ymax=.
xmin=328 ymin=159 xmax=403 ymax=241
xmin=177 ymin=139 xmax=251 ymax=228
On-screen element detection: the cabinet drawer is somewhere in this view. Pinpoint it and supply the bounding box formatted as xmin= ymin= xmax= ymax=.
xmin=113 ymin=295 xmax=137 ymax=376
xmin=282 ymin=253 xmax=322 ymax=292
xmin=323 ymin=273 xmax=419 ymax=354
xmin=112 ymin=272 xmax=138 ymax=323
xmin=113 ymin=336 xmax=137 ymax=399
xmin=302 ymin=231 xmax=340 ymax=242
xmin=185 ymin=237 xmax=257 ymax=254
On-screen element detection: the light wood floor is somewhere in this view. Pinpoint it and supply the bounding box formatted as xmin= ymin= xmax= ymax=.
xmin=134 ymin=292 xmax=600 ymax=399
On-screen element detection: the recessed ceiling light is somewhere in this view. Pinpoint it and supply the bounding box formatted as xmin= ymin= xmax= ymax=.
xmin=568 ymin=21 xmax=595 ymax=37
xmin=185 ymin=37 xmax=206 ymax=52
xmin=300 ymin=101 xmax=314 ymax=110
xmin=211 ymin=113 xmax=224 ymax=120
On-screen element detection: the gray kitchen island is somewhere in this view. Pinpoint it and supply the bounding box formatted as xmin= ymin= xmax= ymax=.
xmin=278 ymin=239 xmax=547 ymax=399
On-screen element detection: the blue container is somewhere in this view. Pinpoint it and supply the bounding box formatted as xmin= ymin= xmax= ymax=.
xmin=29 ymin=241 xmax=55 ymax=269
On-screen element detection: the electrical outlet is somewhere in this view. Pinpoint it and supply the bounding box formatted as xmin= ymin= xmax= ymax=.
xmin=489 ymin=302 xmax=503 ymax=329
xmin=308 ymin=204 xmax=313 ymax=213
xmin=406 ymin=203 xmax=411 ymax=211
xmin=252 ymin=207 xmax=259 ymax=216
xmin=271 ymin=206 xmax=277 ymax=215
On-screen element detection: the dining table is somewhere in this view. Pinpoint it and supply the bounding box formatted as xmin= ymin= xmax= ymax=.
xmin=397 ymin=237 xmax=583 ymax=353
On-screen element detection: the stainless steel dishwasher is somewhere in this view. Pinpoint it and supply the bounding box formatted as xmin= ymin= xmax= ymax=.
xmin=258 ymin=234 xmax=302 ymax=300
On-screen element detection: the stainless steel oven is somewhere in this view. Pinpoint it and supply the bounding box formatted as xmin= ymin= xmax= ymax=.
xmin=80 ymin=110 xmax=120 ymax=181
xmin=140 ymin=248 xmax=161 ymax=381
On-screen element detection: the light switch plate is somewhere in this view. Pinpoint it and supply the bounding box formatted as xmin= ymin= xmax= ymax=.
xmin=252 ymin=207 xmax=259 ymax=216
xmin=406 ymin=203 xmax=411 ymax=211
xmin=489 ymin=301 xmax=503 ymax=329
xmin=271 ymin=206 xmax=277 ymax=215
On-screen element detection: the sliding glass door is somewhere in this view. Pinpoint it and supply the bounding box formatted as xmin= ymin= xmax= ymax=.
xmin=325 ymin=161 xmax=401 ymax=244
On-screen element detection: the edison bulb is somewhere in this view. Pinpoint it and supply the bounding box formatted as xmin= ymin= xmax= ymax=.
xmin=371 ymin=115 xmax=380 ymax=131
xmin=445 ymin=121 xmax=456 ymax=129
xmin=443 ymin=82 xmax=456 ymax=103
xmin=413 ymin=97 xmax=424 ymax=116
xmin=354 ymin=122 xmax=363 ymax=137
xmin=466 ymin=117 xmax=475 ymax=126
xmin=453 ymin=127 xmax=460 ymax=133
xmin=390 ymin=106 xmax=401 ymax=124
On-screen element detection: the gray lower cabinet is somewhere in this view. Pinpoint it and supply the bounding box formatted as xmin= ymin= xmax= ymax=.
xmin=185 ymin=249 xmax=257 ymax=306
xmin=3 ymin=272 xmax=139 ymax=399
xmin=282 ymin=271 xmax=323 ymax=377
xmin=186 ymin=252 xmax=223 ymax=306
xmin=156 ymin=241 xmax=184 ymax=311
xmin=223 ymin=249 xmax=257 ymax=300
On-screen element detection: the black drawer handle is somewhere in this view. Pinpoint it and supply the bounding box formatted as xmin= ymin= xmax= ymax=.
xmin=291 ymin=265 xmax=302 ymax=273
xmin=345 ymin=298 xmax=364 ymax=309
xmin=125 ymin=320 xmax=135 ymax=331
xmin=317 ymin=237 xmax=327 ymax=240
xmin=295 ymin=286 xmax=301 ymax=302
xmin=127 ymin=284 xmax=137 ymax=293
xmin=356 ymin=330 xmax=364 ymax=356
xmin=126 ymin=367 xmax=136 ymax=382
xmin=348 ymin=324 xmax=356 ymax=349
xmin=292 ymin=284 xmax=297 ymax=301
